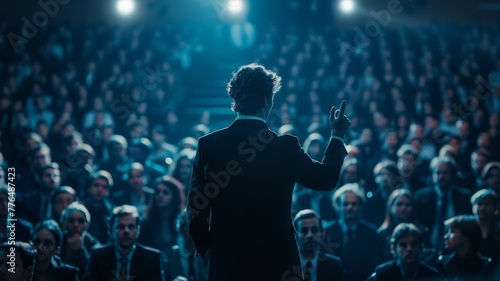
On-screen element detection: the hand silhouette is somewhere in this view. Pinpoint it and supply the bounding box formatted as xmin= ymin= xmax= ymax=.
xmin=330 ymin=100 xmax=351 ymax=139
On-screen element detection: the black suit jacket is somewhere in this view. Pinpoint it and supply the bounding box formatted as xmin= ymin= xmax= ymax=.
xmin=324 ymin=220 xmax=388 ymax=281
xmin=187 ymin=119 xmax=347 ymax=281
xmin=369 ymin=260 xmax=440 ymax=281
xmin=414 ymin=185 xmax=472 ymax=231
xmin=83 ymin=243 xmax=164 ymax=281
xmin=315 ymin=253 xmax=343 ymax=281
xmin=165 ymin=246 xmax=207 ymax=281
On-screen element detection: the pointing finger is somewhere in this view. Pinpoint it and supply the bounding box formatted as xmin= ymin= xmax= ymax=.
xmin=338 ymin=100 xmax=347 ymax=119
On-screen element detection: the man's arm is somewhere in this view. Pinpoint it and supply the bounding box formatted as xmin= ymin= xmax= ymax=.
xmin=186 ymin=138 xmax=211 ymax=258
xmin=81 ymin=249 xmax=98 ymax=281
xmin=294 ymin=100 xmax=350 ymax=190
xmin=149 ymin=250 xmax=166 ymax=281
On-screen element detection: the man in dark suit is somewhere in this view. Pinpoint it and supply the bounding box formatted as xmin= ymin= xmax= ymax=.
xmin=415 ymin=156 xmax=472 ymax=251
xmin=18 ymin=162 xmax=61 ymax=225
xmin=294 ymin=209 xmax=343 ymax=281
xmin=83 ymin=205 xmax=164 ymax=281
xmin=368 ymin=223 xmax=440 ymax=281
xmin=187 ymin=63 xmax=350 ymax=281
xmin=324 ymin=183 xmax=388 ymax=281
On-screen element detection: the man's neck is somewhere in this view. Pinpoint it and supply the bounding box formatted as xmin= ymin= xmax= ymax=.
xmin=237 ymin=111 xmax=267 ymax=121
xmin=116 ymin=244 xmax=133 ymax=257
xmin=404 ymin=261 xmax=419 ymax=277
xmin=343 ymin=218 xmax=357 ymax=228
xmin=301 ymin=249 xmax=318 ymax=259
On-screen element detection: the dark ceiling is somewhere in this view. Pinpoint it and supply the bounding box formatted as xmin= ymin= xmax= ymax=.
xmin=1 ymin=0 xmax=499 ymax=27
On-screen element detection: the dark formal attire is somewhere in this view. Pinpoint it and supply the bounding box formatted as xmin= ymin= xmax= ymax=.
xmin=60 ymin=231 xmax=100 ymax=279
xmin=188 ymin=118 xmax=347 ymax=281
xmin=361 ymin=189 xmax=389 ymax=227
xmin=138 ymin=216 xmax=177 ymax=257
xmin=293 ymin=184 xmax=337 ymax=222
xmin=35 ymin=256 xmax=79 ymax=281
xmin=82 ymin=198 xmax=114 ymax=244
xmin=83 ymin=243 xmax=164 ymax=281
xmin=436 ymin=253 xmax=495 ymax=280
xmin=17 ymin=188 xmax=53 ymax=225
xmin=324 ymin=219 xmax=388 ymax=281
xmin=414 ymin=185 xmax=471 ymax=250
xmin=111 ymin=186 xmax=154 ymax=218
xmin=164 ymin=245 xmax=207 ymax=281
xmin=479 ymin=227 xmax=500 ymax=261
xmin=369 ymin=259 xmax=440 ymax=281
xmin=301 ymin=252 xmax=343 ymax=281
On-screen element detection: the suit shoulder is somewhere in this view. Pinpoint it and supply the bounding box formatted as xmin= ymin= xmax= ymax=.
xmin=415 ymin=186 xmax=433 ymax=197
xmin=199 ymin=126 xmax=230 ymax=140
xmin=277 ymin=133 xmax=299 ymax=144
xmin=320 ymin=252 xmax=341 ymax=264
xmin=136 ymin=243 xmax=161 ymax=255
xmin=375 ymin=260 xmax=397 ymax=271
xmin=323 ymin=220 xmax=340 ymax=230
xmin=452 ymin=185 xmax=472 ymax=195
xmin=360 ymin=219 xmax=378 ymax=231
xmin=91 ymin=242 xmax=114 ymax=253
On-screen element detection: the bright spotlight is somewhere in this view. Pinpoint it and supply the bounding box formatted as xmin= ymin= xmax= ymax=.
xmin=227 ymin=0 xmax=244 ymax=14
xmin=116 ymin=0 xmax=135 ymax=15
xmin=339 ymin=0 xmax=355 ymax=13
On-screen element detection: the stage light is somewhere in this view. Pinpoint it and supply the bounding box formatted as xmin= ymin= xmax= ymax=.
xmin=339 ymin=0 xmax=355 ymax=13
xmin=227 ymin=0 xmax=244 ymax=14
xmin=116 ymin=0 xmax=135 ymax=16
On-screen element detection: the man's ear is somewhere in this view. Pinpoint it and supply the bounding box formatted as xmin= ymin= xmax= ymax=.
xmin=263 ymin=95 xmax=270 ymax=107
xmin=390 ymin=244 xmax=396 ymax=256
xmin=136 ymin=225 xmax=141 ymax=238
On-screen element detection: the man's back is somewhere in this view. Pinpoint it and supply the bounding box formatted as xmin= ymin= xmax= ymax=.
xmin=187 ymin=63 xmax=351 ymax=281
xmin=189 ymin=119 xmax=346 ymax=280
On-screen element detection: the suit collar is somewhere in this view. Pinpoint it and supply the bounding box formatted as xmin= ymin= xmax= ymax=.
xmin=229 ymin=118 xmax=268 ymax=129
xmin=235 ymin=114 xmax=266 ymax=123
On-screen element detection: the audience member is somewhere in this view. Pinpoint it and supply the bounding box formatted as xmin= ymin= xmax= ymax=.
xmin=30 ymin=220 xmax=79 ymax=281
xmin=294 ymin=209 xmax=343 ymax=281
xmin=324 ymin=183 xmax=387 ymax=281
xmin=83 ymin=205 xmax=164 ymax=281
xmin=369 ymin=223 xmax=439 ymax=280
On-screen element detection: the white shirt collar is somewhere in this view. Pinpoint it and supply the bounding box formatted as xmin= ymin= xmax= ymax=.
xmin=301 ymin=252 xmax=319 ymax=268
xmin=235 ymin=114 xmax=266 ymax=123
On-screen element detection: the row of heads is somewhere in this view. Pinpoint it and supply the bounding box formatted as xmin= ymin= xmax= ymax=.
xmin=0 ymin=203 xmax=189 ymax=253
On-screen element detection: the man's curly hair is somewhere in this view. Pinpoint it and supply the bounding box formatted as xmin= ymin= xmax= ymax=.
xmin=226 ymin=63 xmax=282 ymax=114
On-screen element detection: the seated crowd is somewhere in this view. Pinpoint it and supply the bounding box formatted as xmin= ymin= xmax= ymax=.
xmin=1 ymin=5 xmax=500 ymax=280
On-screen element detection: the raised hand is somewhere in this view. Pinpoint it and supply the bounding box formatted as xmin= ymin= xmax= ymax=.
xmin=329 ymin=100 xmax=351 ymax=139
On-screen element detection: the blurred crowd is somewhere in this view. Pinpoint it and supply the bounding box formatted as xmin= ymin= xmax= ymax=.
xmin=0 ymin=8 xmax=500 ymax=281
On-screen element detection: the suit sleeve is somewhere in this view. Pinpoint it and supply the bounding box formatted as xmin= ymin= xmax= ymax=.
xmin=187 ymin=137 xmax=211 ymax=258
xmin=82 ymin=249 xmax=98 ymax=281
xmin=293 ymin=136 xmax=347 ymax=191
xmin=150 ymin=251 xmax=165 ymax=281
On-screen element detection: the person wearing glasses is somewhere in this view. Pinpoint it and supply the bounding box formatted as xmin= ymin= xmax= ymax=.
xmin=293 ymin=209 xmax=343 ymax=281
xmin=30 ymin=219 xmax=79 ymax=281
xmin=368 ymin=223 xmax=439 ymax=280
xmin=59 ymin=202 xmax=100 ymax=279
